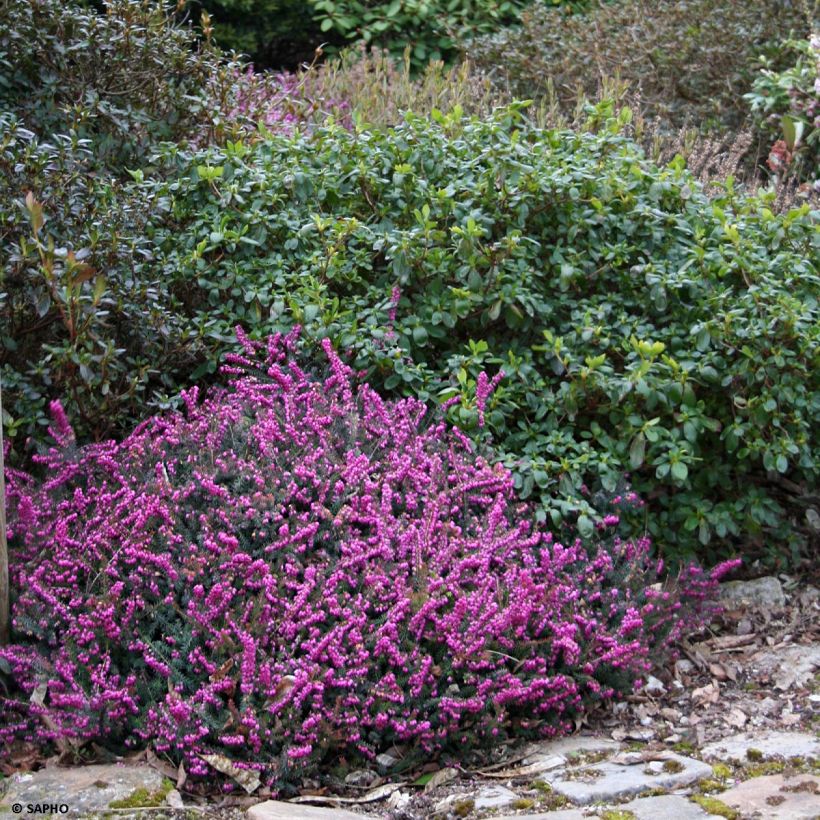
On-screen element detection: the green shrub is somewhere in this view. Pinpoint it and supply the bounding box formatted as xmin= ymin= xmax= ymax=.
xmin=746 ymin=34 xmax=820 ymax=186
xmin=0 ymin=0 xmax=228 ymax=169
xmin=312 ymin=0 xmax=531 ymax=69
xmin=0 ymin=114 xmax=202 ymax=451
xmin=139 ymin=107 xmax=819 ymax=565
xmin=466 ymin=0 xmax=811 ymax=131
xmin=189 ymin=0 xmax=335 ymax=68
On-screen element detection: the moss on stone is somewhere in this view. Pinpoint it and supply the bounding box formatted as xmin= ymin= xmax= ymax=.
xmin=696 ymin=777 xmax=729 ymax=794
xmin=637 ymin=787 xmax=669 ymax=797
xmin=746 ymin=747 xmax=764 ymax=762
xmin=691 ymin=795 xmax=739 ymax=819
xmin=662 ymin=759 xmax=684 ymax=773
xmin=600 ymin=811 xmax=637 ymax=820
xmin=452 ymin=797 xmax=475 ymax=817
xmin=107 ymin=778 xmax=174 ymax=809
xmin=712 ymin=763 xmax=732 ymax=780
xmin=531 ymin=780 xmax=569 ymax=810
xmin=511 ymin=797 xmax=535 ymax=809
xmin=744 ymin=760 xmax=786 ymax=777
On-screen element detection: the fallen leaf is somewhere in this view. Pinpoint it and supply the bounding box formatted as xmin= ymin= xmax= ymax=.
xmin=725 ymin=708 xmax=747 ymax=728
xmin=709 ymin=663 xmax=728 ymax=681
xmin=709 ymin=634 xmax=757 ymax=650
xmin=177 ymin=759 xmax=187 ymax=791
xmin=200 ymin=754 xmax=261 ymax=794
xmin=476 ymin=754 xmax=565 ymax=779
xmin=146 ymin=749 xmax=178 ymax=780
xmin=691 ymin=682 xmax=720 ymax=706
xmin=288 ymin=782 xmax=406 ymax=805
xmin=423 ymin=767 xmax=458 ymax=792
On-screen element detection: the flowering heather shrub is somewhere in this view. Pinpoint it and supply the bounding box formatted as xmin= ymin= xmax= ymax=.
xmin=205 ymin=65 xmax=346 ymax=141
xmin=1 ymin=330 xmax=736 ymax=788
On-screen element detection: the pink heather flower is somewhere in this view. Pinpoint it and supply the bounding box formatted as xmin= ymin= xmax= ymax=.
xmin=475 ymin=369 xmax=505 ymax=427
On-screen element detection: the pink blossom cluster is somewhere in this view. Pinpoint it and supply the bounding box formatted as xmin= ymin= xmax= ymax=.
xmin=207 ymin=65 xmax=350 ymax=141
xmin=1 ymin=329 xmax=737 ymax=789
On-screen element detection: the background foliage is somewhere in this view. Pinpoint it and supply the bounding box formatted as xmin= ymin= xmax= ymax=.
xmin=746 ymin=34 xmax=820 ymax=185
xmin=466 ymin=0 xmax=812 ymax=131
xmin=136 ymin=109 xmax=818 ymax=565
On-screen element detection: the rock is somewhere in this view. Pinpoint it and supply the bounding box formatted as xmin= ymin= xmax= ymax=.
xmin=247 ymin=801 xmax=364 ymax=819
xmin=0 ymin=764 xmax=166 ymax=818
xmin=435 ymin=785 xmax=519 ymax=813
xmin=615 ymin=794 xmax=726 ymax=819
xmin=494 ymin=796 xmax=725 ymax=820
xmin=769 ymin=645 xmax=820 ymax=691
xmin=495 ymin=811 xmax=590 ymax=820
xmin=473 ymin=784 xmax=520 ymax=810
xmin=376 ymin=752 xmax=398 ymax=768
xmin=543 ymin=752 xmax=712 ymax=805
xmin=701 ymin=731 xmax=820 ymax=762
xmin=165 ymin=788 xmax=185 ymax=809
xmin=720 ymin=576 xmax=786 ymax=608
xmin=491 ymin=734 xmax=619 ymax=778
xmin=643 ymin=675 xmax=666 ymax=695
xmin=720 ymin=773 xmax=820 ymax=820
xmin=611 ymin=726 xmax=655 ymax=742
xmin=545 ymin=734 xmax=619 ymax=755
xmin=387 ymin=789 xmax=411 ymax=810
xmin=343 ymin=769 xmax=376 ymax=787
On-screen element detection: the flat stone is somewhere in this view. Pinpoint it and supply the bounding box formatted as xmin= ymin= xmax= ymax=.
xmin=720 ymin=773 xmax=820 ymax=819
xmin=616 ymin=794 xmax=726 ymax=819
xmin=494 ymin=812 xmax=592 ymax=820
xmin=0 ymin=764 xmax=165 ymax=818
xmin=543 ymin=753 xmax=713 ymax=805
xmin=504 ymin=735 xmax=620 ymax=776
xmin=752 ymin=644 xmax=820 ymax=691
xmin=247 ymin=801 xmax=364 ymax=819
xmin=435 ymin=784 xmax=519 ymax=813
xmin=720 ymin=576 xmax=785 ymax=608
xmin=701 ymin=731 xmax=820 ymax=762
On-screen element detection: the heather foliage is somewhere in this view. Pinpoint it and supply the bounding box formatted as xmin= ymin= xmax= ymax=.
xmin=1 ymin=331 xmax=735 ymax=786
xmin=141 ymin=109 xmax=819 ymax=564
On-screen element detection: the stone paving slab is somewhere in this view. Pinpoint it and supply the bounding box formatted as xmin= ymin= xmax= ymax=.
xmin=435 ymin=784 xmax=520 ymax=813
xmin=720 ymin=773 xmax=820 ymax=820
xmin=511 ymin=736 xmax=620 ymax=777
xmin=0 ymin=764 xmax=165 ymax=818
xmin=247 ymin=801 xmax=365 ymax=819
xmin=495 ymin=811 xmax=592 ymax=820
xmin=615 ymin=794 xmax=726 ymax=819
xmin=542 ymin=753 xmax=713 ymax=806
xmin=701 ymin=731 xmax=820 ymax=762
